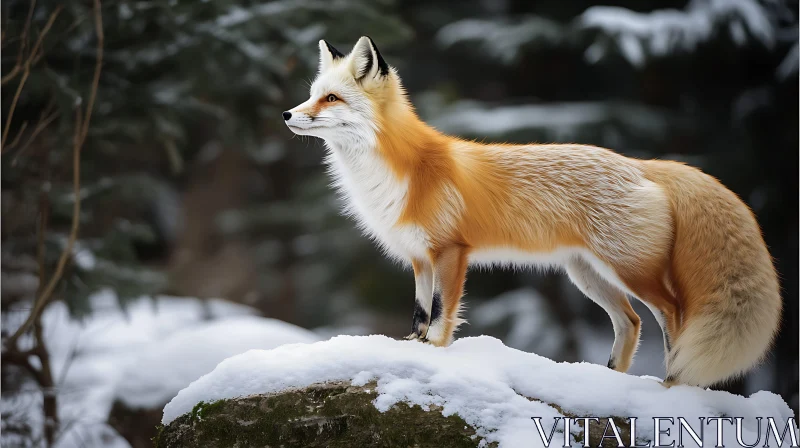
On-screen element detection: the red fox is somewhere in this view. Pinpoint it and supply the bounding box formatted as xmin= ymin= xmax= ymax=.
xmin=284 ymin=36 xmax=782 ymax=387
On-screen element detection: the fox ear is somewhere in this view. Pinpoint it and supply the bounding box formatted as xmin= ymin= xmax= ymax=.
xmin=318 ymin=39 xmax=344 ymax=72
xmin=349 ymin=36 xmax=389 ymax=82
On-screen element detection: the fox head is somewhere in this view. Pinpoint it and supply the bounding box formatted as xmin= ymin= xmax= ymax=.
xmin=283 ymin=36 xmax=403 ymax=147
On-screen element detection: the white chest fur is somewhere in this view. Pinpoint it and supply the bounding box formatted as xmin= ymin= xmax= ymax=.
xmin=324 ymin=146 xmax=429 ymax=262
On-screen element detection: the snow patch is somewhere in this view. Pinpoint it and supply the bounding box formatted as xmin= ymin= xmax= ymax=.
xmin=115 ymin=315 xmax=319 ymax=409
xmin=1 ymin=290 xmax=289 ymax=448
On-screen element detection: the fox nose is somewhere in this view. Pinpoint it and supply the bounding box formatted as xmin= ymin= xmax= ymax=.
xmin=282 ymin=111 xmax=292 ymax=121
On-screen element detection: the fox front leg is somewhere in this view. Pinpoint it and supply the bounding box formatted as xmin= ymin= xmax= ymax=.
xmin=423 ymin=246 xmax=469 ymax=347
xmin=406 ymin=259 xmax=435 ymax=341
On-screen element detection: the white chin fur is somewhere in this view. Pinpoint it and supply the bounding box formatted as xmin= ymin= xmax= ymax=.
xmin=286 ymin=123 xmax=327 ymax=137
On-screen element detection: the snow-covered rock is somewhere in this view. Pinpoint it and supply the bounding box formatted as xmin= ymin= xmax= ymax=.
xmin=158 ymin=381 xmax=487 ymax=448
xmin=162 ymin=335 xmax=796 ymax=448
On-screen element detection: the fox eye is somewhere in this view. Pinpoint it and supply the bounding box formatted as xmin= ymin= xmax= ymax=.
xmin=326 ymin=94 xmax=339 ymax=102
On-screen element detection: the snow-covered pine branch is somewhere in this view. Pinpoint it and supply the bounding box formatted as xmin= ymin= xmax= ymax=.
xmin=435 ymin=0 xmax=783 ymax=68
xmin=580 ymin=0 xmax=776 ymax=67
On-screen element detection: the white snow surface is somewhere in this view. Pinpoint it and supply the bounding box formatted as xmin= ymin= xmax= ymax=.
xmin=42 ymin=291 xmax=254 ymax=447
xmin=2 ymin=290 xmax=315 ymax=448
xmin=115 ymin=315 xmax=319 ymax=409
xmin=163 ymin=335 xmax=796 ymax=448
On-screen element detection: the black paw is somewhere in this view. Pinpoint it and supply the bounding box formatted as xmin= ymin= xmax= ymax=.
xmin=411 ymin=300 xmax=429 ymax=336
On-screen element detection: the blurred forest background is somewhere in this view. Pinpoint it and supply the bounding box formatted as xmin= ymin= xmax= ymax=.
xmin=1 ymin=0 xmax=798 ymax=446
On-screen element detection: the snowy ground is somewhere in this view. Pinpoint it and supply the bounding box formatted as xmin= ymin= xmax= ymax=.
xmin=115 ymin=315 xmax=318 ymax=410
xmin=164 ymin=335 xmax=797 ymax=448
xmin=1 ymin=290 xmax=318 ymax=448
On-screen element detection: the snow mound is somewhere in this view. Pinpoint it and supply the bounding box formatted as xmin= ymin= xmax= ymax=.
xmin=162 ymin=335 xmax=795 ymax=447
xmin=2 ymin=289 xmax=256 ymax=448
xmin=41 ymin=291 xmax=256 ymax=423
xmin=115 ymin=315 xmax=319 ymax=409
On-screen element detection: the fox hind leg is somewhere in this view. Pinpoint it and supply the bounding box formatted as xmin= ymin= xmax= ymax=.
xmin=566 ymin=257 xmax=641 ymax=372
xmin=621 ymin=274 xmax=682 ymax=382
xmin=641 ymin=301 xmax=673 ymax=372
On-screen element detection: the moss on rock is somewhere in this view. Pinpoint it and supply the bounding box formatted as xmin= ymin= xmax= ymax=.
xmin=156 ymin=381 xmax=641 ymax=448
xmin=156 ymin=381 xmax=488 ymax=448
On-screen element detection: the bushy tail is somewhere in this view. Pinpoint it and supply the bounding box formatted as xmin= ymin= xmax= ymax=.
xmin=668 ymin=300 xmax=781 ymax=387
xmin=648 ymin=161 xmax=782 ymax=387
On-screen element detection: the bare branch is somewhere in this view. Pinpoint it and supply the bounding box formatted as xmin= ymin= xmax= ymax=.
xmin=10 ymin=109 xmax=60 ymax=164
xmin=7 ymin=121 xmax=29 ymax=149
xmin=8 ymin=0 xmax=102 ymax=345
xmin=81 ymin=0 xmax=104 ymax=144
xmin=1 ymin=6 xmax=63 ymax=149
xmin=1 ymin=0 xmax=37 ymax=84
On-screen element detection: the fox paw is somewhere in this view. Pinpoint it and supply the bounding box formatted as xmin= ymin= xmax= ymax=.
xmin=660 ymin=375 xmax=679 ymax=388
xmin=404 ymin=332 xmax=430 ymax=344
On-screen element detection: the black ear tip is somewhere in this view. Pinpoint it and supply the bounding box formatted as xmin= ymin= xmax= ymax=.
xmin=363 ymin=36 xmax=389 ymax=77
xmin=364 ymin=36 xmax=381 ymax=52
xmin=324 ymin=40 xmax=345 ymax=60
